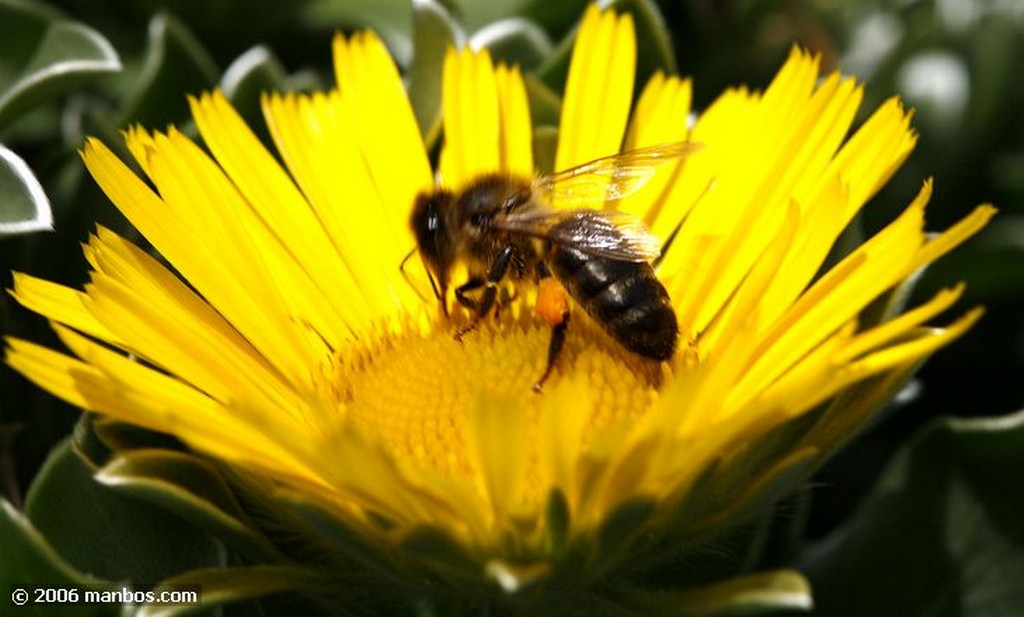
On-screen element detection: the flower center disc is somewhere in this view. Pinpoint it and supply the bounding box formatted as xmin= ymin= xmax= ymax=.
xmin=333 ymin=313 xmax=671 ymax=476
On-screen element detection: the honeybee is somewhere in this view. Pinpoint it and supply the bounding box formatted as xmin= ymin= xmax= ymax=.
xmin=410 ymin=142 xmax=698 ymax=391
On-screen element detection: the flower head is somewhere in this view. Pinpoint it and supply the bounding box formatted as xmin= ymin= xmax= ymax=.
xmin=6 ymin=3 xmax=994 ymax=609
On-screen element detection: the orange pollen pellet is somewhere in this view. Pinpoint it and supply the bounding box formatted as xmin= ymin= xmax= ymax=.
xmin=536 ymin=278 xmax=569 ymax=325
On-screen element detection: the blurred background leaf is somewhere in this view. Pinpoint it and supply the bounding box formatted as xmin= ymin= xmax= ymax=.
xmin=798 ymin=411 xmax=1024 ymax=616
xmin=25 ymin=439 xmax=224 ymax=582
xmin=0 ymin=144 xmax=52 ymax=235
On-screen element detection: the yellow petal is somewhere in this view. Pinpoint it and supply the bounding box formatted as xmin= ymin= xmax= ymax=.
xmin=555 ymin=5 xmax=636 ymax=171
xmin=439 ymin=47 xmax=501 ymax=187
xmin=495 ymin=63 xmax=533 ymax=177
xmin=8 ymin=272 xmax=125 ymax=348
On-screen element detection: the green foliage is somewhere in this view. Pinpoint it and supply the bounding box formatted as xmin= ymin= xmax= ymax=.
xmin=0 ymin=144 xmax=51 ymax=235
xmin=24 ymin=440 xmax=224 ymax=583
xmin=799 ymin=411 xmax=1024 ymax=616
xmin=0 ymin=499 xmax=117 ymax=616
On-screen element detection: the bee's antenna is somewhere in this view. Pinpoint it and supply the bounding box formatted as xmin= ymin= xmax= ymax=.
xmin=399 ymin=246 xmax=448 ymax=316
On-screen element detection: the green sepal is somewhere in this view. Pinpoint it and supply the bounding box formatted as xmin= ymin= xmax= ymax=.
xmin=71 ymin=413 xmax=114 ymax=470
xmin=282 ymin=493 xmax=408 ymax=587
xmin=0 ymin=499 xmax=120 ymax=617
xmin=95 ymin=449 xmax=284 ymax=562
xmin=73 ymin=413 xmax=185 ymax=472
xmin=686 ymin=449 xmax=819 ymax=540
xmin=800 ymin=410 xmax=1024 ymax=616
xmin=120 ymin=13 xmax=218 ymax=129
xmin=24 ymin=439 xmax=224 ymax=583
xmin=544 ymin=488 xmax=570 ymax=559
xmin=0 ymin=19 xmax=121 ymax=132
xmin=626 ymin=569 xmax=813 ymax=616
xmin=91 ymin=415 xmax=186 ymax=453
xmin=0 ymin=143 xmax=52 ymax=236
xmin=408 ymin=0 xmax=465 ymax=150
xmin=596 ymin=497 xmax=656 ymax=563
xmin=470 ymin=18 xmax=553 ymax=70
xmin=398 ymin=525 xmax=481 ymax=587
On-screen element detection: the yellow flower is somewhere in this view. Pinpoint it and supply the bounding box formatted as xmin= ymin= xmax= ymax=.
xmin=6 ymin=3 xmax=993 ymax=604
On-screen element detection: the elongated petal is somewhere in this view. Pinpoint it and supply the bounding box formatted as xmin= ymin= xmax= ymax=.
xmin=555 ymin=5 xmax=636 ymax=172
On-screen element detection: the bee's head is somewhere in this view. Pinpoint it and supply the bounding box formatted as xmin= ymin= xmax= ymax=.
xmin=411 ymin=189 xmax=456 ymax=306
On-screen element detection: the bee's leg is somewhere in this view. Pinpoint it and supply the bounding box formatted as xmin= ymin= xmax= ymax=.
xmin=534 ymin=311 xmax=569 ymax=393
xmin=455 ymin=246 xmax=515 ymax=340
xmin=533 ymin=265 xmax=570 ymax=392
xmin=454 ymin=277 xmax=485 ymax=311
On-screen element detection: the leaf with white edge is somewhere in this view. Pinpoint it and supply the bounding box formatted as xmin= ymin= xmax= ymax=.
xmin=302 ymin=0 xmax=413 ymax=65
xmin=523 ymin=72 xmax=561 ymax=128
xmin=629 ymin=569 xmax=813 ymax=616
xmin=25 ymin=439 xmax=224 ymax=584
xmin=608 ymin=0 xmax=677 ymax=81
xmin=0 ymin=144 xmax=52 ymax=236
xmin=0 ymin=20 xmax=120 ymax=130
xmin=120 ymin=13 xmax=218 ymax=128
xmin=409 ymin=0 xmax=464 ymax=148
xmin=136 ymin=565 xmax=329 ymax=617
xmin=0 ymin=499 xmax=118 ymax=616
xmin=799 ymin=410 xmax=1024 ymax=617
xmin=220 ymin=45 xmax=286 ymax=138
xmin=96 ymin=449 xmax=284 ymax=562
xmin=470 ymin=18 xmax=553 ymax=69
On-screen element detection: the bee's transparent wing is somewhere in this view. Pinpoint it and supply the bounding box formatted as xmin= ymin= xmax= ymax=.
xmin=533 ymin=141 xmax=701 ymax=207
xmin=494 ymin=209 xmax=661 ymax=262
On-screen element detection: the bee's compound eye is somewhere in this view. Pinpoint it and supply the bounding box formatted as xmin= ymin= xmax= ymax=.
xmin=470 ymin=213 xmax=487 ymax=228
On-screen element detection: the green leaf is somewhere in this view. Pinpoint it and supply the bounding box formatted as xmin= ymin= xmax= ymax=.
xmin=531 ymin=124 xmax=558 ymax=174
xmin=470 ymin=18 xmax=553 ymax=69
xmin=0 ymin=499 xmax=118 ymax=617
xmin=135 ymin=565 xmax=328 ymax=617
xmin=0 ymin=20 xmax=120 ymax=131
xmin=523 ymin=75 xmax=561 ymax=126
xmin=71 ymin=413 xmax=113 ymax=470
xmin=24 ymin=439 xmax=224 ymax=584
xmin=302 ymin=0 xmax=413 ymax=65
xmin=408 ymin=0 xmax=464 ymax=149
xmin=535 ymin=22 xmax=575 ymax=93
xmin=0 ymin=144 xmax=52 ymax=236
xmin=0 ymin=0 xmax=60 ymax=69
xmin=544 ymin=488 xmax=570 ymax=559
xmin=799 ymin=410 xmax=1024 ymax=616
xmin=597 ymin=497 xmax=656 ymax=559
xmin=220 ymin=45 xmax=287 ymax=129
xmin=96 ymin=449 xmax=285 ymax=562
xmin=120 ymin=13 xmax=219 ymax=128
xmin=535 ymin=0 xmax=675 ymax=93
xmin=461 ymin=0 xmax=588 ymax=33
xmin=608 ymin=0 xmax=677 ymax=82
